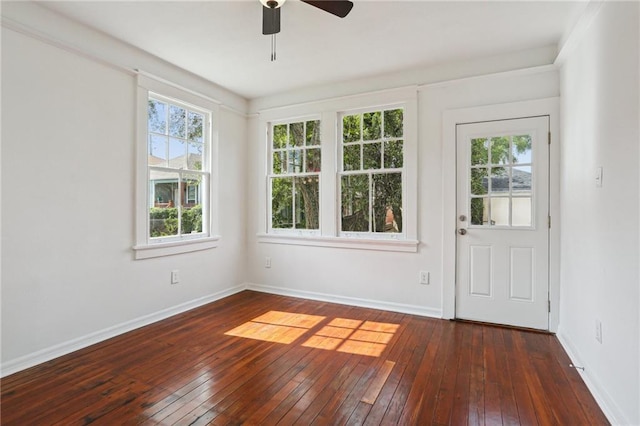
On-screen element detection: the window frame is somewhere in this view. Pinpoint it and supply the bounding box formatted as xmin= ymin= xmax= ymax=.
xmin=257 ymin=87 xmax=418 ymax=252
xmin=133 ymin=74 xmax=220 ymax=259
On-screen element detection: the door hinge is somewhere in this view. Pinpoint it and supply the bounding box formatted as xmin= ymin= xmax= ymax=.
xmin=548 ymin=215 xmax=551 ymax=229
xmin=548 ymin=131 xmax=551 ymax=145
xmin=548 ymin=300 xmax=551 ymax=313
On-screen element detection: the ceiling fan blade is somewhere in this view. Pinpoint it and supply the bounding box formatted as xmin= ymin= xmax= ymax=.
xmin=262 ymin=6 xmax=281 ymax=35
xmin=300 ymin=0 xmax=354 ymax=18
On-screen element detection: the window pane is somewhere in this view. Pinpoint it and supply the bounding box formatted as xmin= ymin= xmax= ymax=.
xmin=470 ymin=197 xmax=486 ymax=226
xmin=290 ymin=122 xmax=304 ymax=147
xmin=343 ymin=114 xmax=361 ymax=143
xmin=471 ymin=138 xmax=488 ymax=165
xmin=148 ymin=100 xmax=167 ymax=133
xmin=288 ymin=149 xmax=303 ymax=173
xmin=490 ymin=136 xmax=510 ymax=165
xmin=512 ymin=197 xmax=532 ymax=227
xmin=295 ymin=176 xmax=319 ymax=229
xmin=373 ymin=173 xmax=402 ymax=233
xmin=363 ymin=143 xmax=382 ymax=170
xmin=384 ymin=140 xmax=403 ymax=168
xmin=363 ymin=111 xmax=381 ymax=141
xmin=181 ymin=174 xmax=203 ymax=234
xmin=150 ymin=179 xmax=179 ymax=237
xmin=384 ymin=109 xmax=403 ymax=138
xmin=169 ymin=105 xmax=186 ymax=138
xmin=169 ymin=138 xmax=186 ymax=169
xmin=341 ymin=174 xmax=369 ymax=232
xmin=149 ymin=134 xmax=168 ymax=166
xmin=273 ymin=124 xmax=287 ymax=149
xmin=512 ymin=135 xmax=532 ymax=164
xmin=306 ymin=120 xmax=320 ymax=146
xmin=188 ymin=111 xmax=203 ymax=142
xmin=471 ymin=168 xmax=488 ymax=195
xmin=306 ymin=148 xmax=321 ymax=172
xmin=272 ymin=177 xmax=293 ymax=229
xmin=513 ymin=166 xmax=532 ymax=193
xmin=187 ymin=143 xmax=203 ymax=170
xmin=343 ymin=145 xmax=361 ymax=171
xmin=273 ymin=151 xmax=285 ymax=174
xmin=490 ymin=167 xmax=508 ymax=193
xmin=490 ymin=197 xmax=510 ymax=226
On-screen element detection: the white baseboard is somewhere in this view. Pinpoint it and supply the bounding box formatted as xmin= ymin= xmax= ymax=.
xmin=0 ymin=284 xmax=246 ymax=378
xmin=556 ymin=327 xmax=630 ymax=426
xmin=245 ymin=282 xmax=442 ymax=318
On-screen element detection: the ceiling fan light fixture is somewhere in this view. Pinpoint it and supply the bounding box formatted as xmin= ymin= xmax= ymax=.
xmin=260 ymin=0 xmax=286 ymax=9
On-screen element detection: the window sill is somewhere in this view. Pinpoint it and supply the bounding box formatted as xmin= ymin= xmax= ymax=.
xmin=133 ymin=235 xmax=221 ymax=259
xmin=257 ymin=233 xmax=418 ymax=253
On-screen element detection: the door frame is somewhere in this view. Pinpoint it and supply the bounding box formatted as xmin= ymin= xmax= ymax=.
xmin=442 ymin=98 xmax=560 ymax=332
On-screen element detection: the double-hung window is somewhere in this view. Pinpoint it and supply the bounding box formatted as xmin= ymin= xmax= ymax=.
xmin=147 ymin=95 xmax=209 ymax=239
xmin=259 ymin=87 xmax=417 ymax=252
xmin=340 ymin=107 xmax=404 ymax=236
xmin=269 ymin=118 xmax=321 ymax=233
xmin=134 ymin=74 xmax=219 ymax=259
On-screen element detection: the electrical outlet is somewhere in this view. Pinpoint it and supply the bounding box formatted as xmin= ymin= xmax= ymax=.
xmin=419 ymin=271 xmax=430 ymax=285
xmin=171 ymin=270 xmax=180 ymax=285
xmin=265 ymin=257 xmax=271 ymax=268
xmin=595 ymin=319 xmax=602 ymax=343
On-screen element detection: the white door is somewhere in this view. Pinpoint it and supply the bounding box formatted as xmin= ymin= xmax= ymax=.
xmin=456 ymin=116 xmax=549 ymax=330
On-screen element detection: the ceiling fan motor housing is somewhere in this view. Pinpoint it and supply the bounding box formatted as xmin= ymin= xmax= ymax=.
xmin=261 ymin=0 xmax=285 ymax=9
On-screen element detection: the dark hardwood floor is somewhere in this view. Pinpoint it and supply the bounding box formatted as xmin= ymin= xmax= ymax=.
xmin=1 ymin=291 xmax=608 ymax=425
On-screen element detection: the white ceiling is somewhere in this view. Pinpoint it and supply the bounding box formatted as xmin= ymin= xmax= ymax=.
xmin=39 ymin=0 xmax=588 ymax=99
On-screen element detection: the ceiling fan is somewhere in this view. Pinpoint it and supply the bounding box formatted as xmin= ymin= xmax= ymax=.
xmin=260 ymin=0 xmax=354 ymax=60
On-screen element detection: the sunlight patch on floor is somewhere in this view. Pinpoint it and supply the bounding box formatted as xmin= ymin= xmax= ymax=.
xmin=225 ymin=312 xmax=399 ymax=357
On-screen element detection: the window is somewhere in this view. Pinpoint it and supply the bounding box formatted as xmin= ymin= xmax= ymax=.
xmin=258 ymin=87 xmax=417 ymax=252
xmin=148 ymin=96 xmax=209 ymax=239
xmin=134 ymin=74 xmax=219 ymax=259
xmin=269 ymin=119 xmax=321 ymax=232
xmin=340 ymin=108 xmax=404 ymax=235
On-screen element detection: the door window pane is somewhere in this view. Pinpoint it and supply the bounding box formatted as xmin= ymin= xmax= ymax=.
xmin=490 ymin=197 xmax=510 ymax=226
xmin=471 ymin=138 xmax=488 ymax=165
xmin=512 ymin=197 xmax=532 ymax=227
xmin=513 ymin=166 xmax=532 ymax=193
xmin=512 ymin=135 xmax=532 ymax=164
xmin=470 ymin=198 xmax=486 ymax=226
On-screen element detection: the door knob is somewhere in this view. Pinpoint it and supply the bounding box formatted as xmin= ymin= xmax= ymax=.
xmin=458 ymin=229 xmax=467 ymax=235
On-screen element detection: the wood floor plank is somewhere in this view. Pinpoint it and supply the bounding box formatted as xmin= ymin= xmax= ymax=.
xmin=0 ymin=291 xmax=609 ymax=426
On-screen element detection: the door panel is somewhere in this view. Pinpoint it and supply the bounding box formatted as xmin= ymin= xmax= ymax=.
xmin=456 ymin=116 xmax=549 ymax=330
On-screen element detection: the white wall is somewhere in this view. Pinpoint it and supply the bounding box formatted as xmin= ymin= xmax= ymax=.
xmin=558 ymin=2 xmax=640 ymax=424
xmin=246 ymin=63 xmax=559 ymax=315
xmin=1 ymin=11 xmax=248 ymax=372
